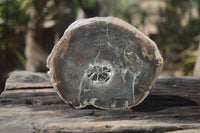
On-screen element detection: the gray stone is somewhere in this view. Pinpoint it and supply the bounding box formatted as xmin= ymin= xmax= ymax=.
xmin=47 ymin=17 xmax=163 ymax=109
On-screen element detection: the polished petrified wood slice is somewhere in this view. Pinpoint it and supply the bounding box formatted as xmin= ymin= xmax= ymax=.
xmin=47 ymin=17 xmax=163 ymax=109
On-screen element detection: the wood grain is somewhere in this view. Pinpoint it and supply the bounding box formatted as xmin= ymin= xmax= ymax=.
xmin=0 ymin=71 xmax=200 ymax=133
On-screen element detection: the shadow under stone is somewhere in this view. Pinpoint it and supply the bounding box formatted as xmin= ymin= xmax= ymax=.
xmin=132 ymin=94 xmax=198 ymax=112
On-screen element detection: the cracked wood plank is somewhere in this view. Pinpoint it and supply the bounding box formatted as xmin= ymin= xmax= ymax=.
xmin=0 ymin=71 xmax=200 ymax=133
xmin=4 ymin=71 xmax=52 ymax=90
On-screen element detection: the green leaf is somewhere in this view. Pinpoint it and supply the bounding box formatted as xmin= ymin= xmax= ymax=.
xmin=85 ymin=0 xmax=96 ymax=8
xmin=13 ymin=49 xmax=26 ymax=68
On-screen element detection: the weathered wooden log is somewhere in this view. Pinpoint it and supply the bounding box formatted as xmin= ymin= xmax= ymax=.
xmin=0 ymin=71 xmax=200 ymax=133
xmin=47 ymin=17 xmax=163 ymax=109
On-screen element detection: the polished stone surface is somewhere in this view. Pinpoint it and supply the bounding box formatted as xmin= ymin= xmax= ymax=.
xmin=47 ymin=17 xmax=163 ymax=109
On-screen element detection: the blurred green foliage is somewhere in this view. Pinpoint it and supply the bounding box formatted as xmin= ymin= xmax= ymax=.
xmin=0 ymin=0 xmax=29 ymax=69
xmin=182 ymin=48 xmax=198 ymax=75
xmin=112 ymin=0 xmax=200 ymax=75
xmin=0 ymin=0 xmax=50 ymax=69
xmin=0 ymin=0 xmax=200 ymax=76
xmin=0 ymin=0 xmax=29 ymax=25
xmin=113 ymin=0 xmax=147 ymax=25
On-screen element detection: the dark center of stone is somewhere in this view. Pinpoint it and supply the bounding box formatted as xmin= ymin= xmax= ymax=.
xmin=87 ymin=65 xmax=111 ymax=83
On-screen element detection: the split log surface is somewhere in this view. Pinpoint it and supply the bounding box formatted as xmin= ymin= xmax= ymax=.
xmin=0 ymin=71 xmax=200 ymax=133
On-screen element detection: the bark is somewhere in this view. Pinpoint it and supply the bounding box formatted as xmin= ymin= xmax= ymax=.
xmin=25 ymin=0 xmax=76 ymax=72
xmin=25 ymin=6 xmax=52 ymax=72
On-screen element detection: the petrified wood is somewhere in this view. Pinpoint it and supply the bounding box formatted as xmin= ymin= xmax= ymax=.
xmin=47 ymin=17 xmax=163 ymax=109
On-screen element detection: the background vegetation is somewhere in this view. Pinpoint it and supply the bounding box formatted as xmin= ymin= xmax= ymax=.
xmin=0 ymin=0 xmax=200 ymax=92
